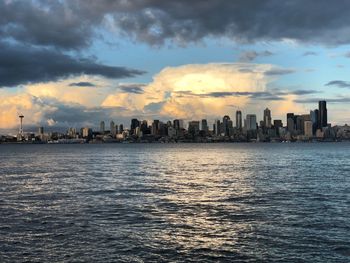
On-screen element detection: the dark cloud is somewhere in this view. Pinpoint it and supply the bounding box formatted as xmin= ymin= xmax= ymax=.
xmin=69 ymin=82 xmax=96 ymax=87
xmin=118 ymin=84 xmax=146 ymax=94
xmin=0 ymin=42 xmax=145 ymax=87
xmin=2 ymin=0 xmax=350 ymax=49
xmin=264 ymin=68 xmax=295 ymax=76
xmin=325 ymin=80 xmax=350 ymax=88
xmin=175 ymin=89 xmax=319 ymax=100
xmin=0 ymin=1 xmax=95 ymax=50
xmin=303 ymin=51 xmax=318 ymax=56
xmin=238 ymin=50 xmax=273 ymax=62
xmin=144 ymin=101 xmax=165 ymax=112
xmin=294 ymin=97 xmax=350 ymax=103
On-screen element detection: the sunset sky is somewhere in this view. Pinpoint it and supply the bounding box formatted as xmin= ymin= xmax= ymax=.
xmin=1 ymin=0 xmax=350 ymax=132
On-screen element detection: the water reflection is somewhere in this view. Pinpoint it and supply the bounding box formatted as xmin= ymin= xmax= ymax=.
xmin=0 ymin=143 xmax=349 ymax=262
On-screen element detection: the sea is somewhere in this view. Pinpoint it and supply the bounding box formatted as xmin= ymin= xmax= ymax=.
xmin=0 ymin=143 xmax=349 ymax=262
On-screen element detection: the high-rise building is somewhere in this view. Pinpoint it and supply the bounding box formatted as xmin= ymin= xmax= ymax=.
xmin=263 ymin=108 xmax=272 ymax=128
xmin=274 ymin=120 xmax=283 ymax=136
xmin=304 ymin=120 xmax=313 ymax=137
xmin=140 ymin=120 xmax=150 ymax=135
xmin=318 ymin=100 xmax=327 ymax=128
xmin=246 ymin=114 xmax=257 ymax=131
xmin=188 ymin=121 xmax=200 ymax=136
xmin=118 ymin=124 xmax=124 ymax=134
xmin=82 ymin=127 xmax=92 ymax=139
xmin=286 ymin=113 xmax=295 ymax=132
xmin=236 ymin=110 xmax=242 ymax=129
xmin=179 ymin=120 xmax=184 ymax=129
xmin=130 ymin=118 xmax=140 ymax=134
xmin=68 ymin=127 xmax=76 ymax=138
xmin=215 ymin=119 xmax=221 ymax=136
xmin=173 ymin=119 xmax=180 ymax=130
xmin=222 ymin=115 xmax=231 ymax=136
xmin=152 ymin=120 xmax=160 ymax=135
xmin=274 ymin=120 xmax=283 ymax=129
xmin=295 ymin=115 xmax=303 ymax=133
xmin=110 ymin=121 xmax=116 ymax=136
xmin=201 ymin=119 xmax=208 ymax=133
xmin=38 ymin=127 xmax=44 ymax=135
xmin=100 ymin=121 xmax=105 ymax=134
xmin=310 ymin=109 xmax=319 ymax=134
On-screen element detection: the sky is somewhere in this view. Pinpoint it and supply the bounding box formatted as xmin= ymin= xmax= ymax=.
xmin=1 ymin=0 xmax=350 ymax=133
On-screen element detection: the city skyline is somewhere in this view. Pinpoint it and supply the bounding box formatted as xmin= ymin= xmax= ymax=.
xmin=3 ymin=99 xmax=344 ymax=135
xmin=1 ymin=1 xmax=350 ymax=132
xmin=3 ymin=99 xmax=350 ymax=143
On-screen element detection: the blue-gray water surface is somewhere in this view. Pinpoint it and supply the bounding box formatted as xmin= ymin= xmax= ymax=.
xmin=0 ymin=143 xmax=349 ymax=262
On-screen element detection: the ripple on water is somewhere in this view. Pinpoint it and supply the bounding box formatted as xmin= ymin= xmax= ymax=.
xmin=0 ymin=143 xmax=349 ymax=262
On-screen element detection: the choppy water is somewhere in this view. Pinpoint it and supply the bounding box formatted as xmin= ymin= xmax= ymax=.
xmin=0 ymin=143 xmax=349 ymax=262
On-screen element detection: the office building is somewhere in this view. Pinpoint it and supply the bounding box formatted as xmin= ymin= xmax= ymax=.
xmin=264 ymin=108 xmax=272 ymax=128
xmin=131 ymin=118 xmax=140 ymax=134
xmin=287 ymin=113 xmax=295 ymax=132
xmin=201 ymin=119 xmax=208 ymax=134
xmin=318 ymin=100 xmax=327 ymax=128
xmin=100 ymin=121 xmax=105 ymax=134
xmin=110 ymin=121 xmax=116 ymax=136
xmin=188 ymin=121 xmax=200 ymax=136
xmin=118 ymin=124 xmax=124 ymax=134
xmin=222 ymin=115 xmax=231 ymax=136
xmin=304 ymin=121 xmax=313 ymax=137
xmin=152 ymin=120 xmax=160 ymax=135
xmin=215 ymin=119 xmax=221 ymax=136
xmin=236 ymin=110 xmax=242 ymax=129
xmin=246 ymin=114 xmax=257 ymax=131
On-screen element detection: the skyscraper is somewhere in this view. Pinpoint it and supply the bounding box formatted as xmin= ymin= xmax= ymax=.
xmin=236 ymin=110 xmax=242 ymax=129
xmin=246 ymin=114 xmax=257 ymax=131
xmin=118 ymin=124 xmax=124 ymax=134
xmin=286 ymin=113 xmax=295 ymax=132
xmin=304 ymin=120 xmax=313 ymax=137
xmin=173 ymin=119 xmax=180 ymax=130
xmin=140 ymin=120 xmax=150 ymax=135
xmin=215 ymin=119 xmax=221 ymax=136
xmin=222 ymin=115 xmax=230 ymax=136
xmin=310 ymin=109 xmax=319 ymax=134
xmin=318 ymin=100 xmax=327 ymax=128
xmin=201 ymin=119 xmax=208 ymax=134
xmin=131 ymin=118 xmax=140 ymax=134
xmin=152 ymin=120 xmax=160 ymax=135
xmin=263 ymin=108 xmax=272 ymax=128
xmin=188 ymin=121 xmax=200 ymax=136
xmin=110 ymin=121 xmax=116 ymax=137
xmin=100 ymin=121 xmax=105 ymax=134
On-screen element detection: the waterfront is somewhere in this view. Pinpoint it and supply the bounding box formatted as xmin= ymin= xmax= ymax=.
xmin=0 ymin=143 xmax=349 ymax=262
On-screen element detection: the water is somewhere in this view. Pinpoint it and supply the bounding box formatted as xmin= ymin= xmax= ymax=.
xmin=0 ymin=143 xmax=349 ymax=262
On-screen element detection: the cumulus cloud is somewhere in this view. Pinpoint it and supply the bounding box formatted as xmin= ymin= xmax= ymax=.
xmin=0 ymin=63 xmax=321 ymax=132
xmin=102 ymin=63 xmax=302 ymax=120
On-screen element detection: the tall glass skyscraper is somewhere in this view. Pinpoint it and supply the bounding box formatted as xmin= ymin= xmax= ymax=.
xmin=318 ymin=101 xmax=327 ymax=128
xmin=236 ymin=110 xmax=242 ymax=129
